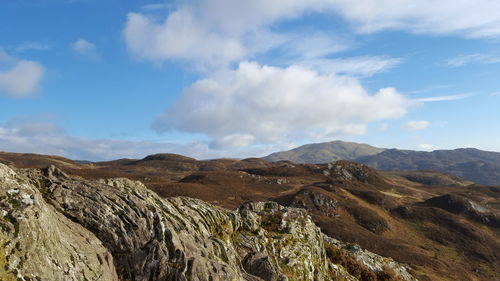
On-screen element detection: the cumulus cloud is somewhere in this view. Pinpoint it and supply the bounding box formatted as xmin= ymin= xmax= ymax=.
xmin=404 ymin=120 xmax=430 ymax=130
xmin=0 ymin=50 xmax=45 ymax=97
xmin=72 ymin=38 xmax=100 ymax=59
xmin=153 ymin=61 xmax=409 ymax=147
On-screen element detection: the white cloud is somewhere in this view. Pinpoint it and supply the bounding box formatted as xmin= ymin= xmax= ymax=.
xmin=124 ymin=1 xmax=344 ymax=68
xmin=447 ymin=54 xmax=500 ymax=67
xmin=153 ymin=61 xmax=409 ymax=147
xmin=72 ymin=38 xmax=100 ymax=59
xmin=0 ymin=50 xmax=45 ymax=97
xmin=124 ymin=11 xmax=244 ymax=66
xmin=404 ymin=120 xmax=430 ymax=131
xmin=416 ymin=143 xmax=439 ymax=151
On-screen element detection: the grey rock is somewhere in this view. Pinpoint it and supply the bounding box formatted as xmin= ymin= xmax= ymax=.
xmin=0 ymin=164 xmax=118 ymax=281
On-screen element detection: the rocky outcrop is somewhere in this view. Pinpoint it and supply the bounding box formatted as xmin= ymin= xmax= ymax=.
xmin=1 ymin=163 xmax=417 ymax=281
xmin=0 ymin=164 xmax=118 ymax=281
xmin=420 ymin=194 xmax=500 ymax=228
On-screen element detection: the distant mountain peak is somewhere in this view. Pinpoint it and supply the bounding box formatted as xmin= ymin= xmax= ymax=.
xmin=262 ymin=140 xmax=385 ymax=164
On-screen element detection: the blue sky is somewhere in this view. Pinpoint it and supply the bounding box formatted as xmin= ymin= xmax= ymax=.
xmin=1 ymin=0 xmax=500 ymax=160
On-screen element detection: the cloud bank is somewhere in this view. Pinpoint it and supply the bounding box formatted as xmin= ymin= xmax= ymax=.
xmin=0 ymin=117 xmax=213 ymax=161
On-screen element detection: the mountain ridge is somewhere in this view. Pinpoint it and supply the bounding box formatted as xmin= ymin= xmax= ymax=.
xmin=261 ymin=141 xmax=500 ymax=185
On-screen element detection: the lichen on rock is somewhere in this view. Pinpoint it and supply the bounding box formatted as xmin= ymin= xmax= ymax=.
xmin=0 ymin=164 xmax=118 ymax=281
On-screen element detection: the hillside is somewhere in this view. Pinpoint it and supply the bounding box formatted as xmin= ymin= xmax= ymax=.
xmin=1 ymin=163 xmax=416 ymax=281
xmin=262 ymin=140 xmax=385 ymax=163
xmin=1 ymin=151 xmax=499 ymax=280
xmin=356 ymin=148 xmax=500 ymax=186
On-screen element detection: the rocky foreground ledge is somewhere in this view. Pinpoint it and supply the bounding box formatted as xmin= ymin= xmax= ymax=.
xmin=0 ymin=163 xmax=417 ymax=281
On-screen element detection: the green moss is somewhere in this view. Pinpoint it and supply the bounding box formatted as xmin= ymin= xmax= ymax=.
xmin=0 ymin=240 xmax=18 ymax=281
xmin=260 ymin=211 xmax=283 ymax=233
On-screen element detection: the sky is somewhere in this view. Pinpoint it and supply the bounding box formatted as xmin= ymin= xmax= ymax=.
xmin=1 ymin=0 xmax=500 ymax=161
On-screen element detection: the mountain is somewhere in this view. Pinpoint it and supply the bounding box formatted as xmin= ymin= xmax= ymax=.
xmin=356 ymin=148 xmax=500 ymax=186
xmin=1 ymin=151 xmax=500 ymax=280
xmin=262 ymin=140 xmax=385 ymax=163
xmin=261 ymin=142 xmax=500 ymax=186
xmin=0 ymin=163 xmax=416 ymax=281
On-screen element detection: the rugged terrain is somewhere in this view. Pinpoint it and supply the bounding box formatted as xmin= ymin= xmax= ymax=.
xmin=1 ymin=151 xmax=499 ymax=280
xmin=0 ymin=163 xmax=416 ymax=281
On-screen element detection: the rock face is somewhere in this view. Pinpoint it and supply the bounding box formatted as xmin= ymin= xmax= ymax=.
xmin=0 ymin=163 xmax=417 ymax=281
xmin=0 ymin=164 xmax=118 ymax=281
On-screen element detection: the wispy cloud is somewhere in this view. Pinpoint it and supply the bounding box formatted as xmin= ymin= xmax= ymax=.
xmin=415 ymin=93 xmax=474 ymax=102
xmin=404 ymin=120 xmax=430 ymax=131
xmin=141 ymin=3 xmax=172 ymax=11
xmin=330 ymin=0 xmax=500 ymax=38
xmin=446 ymin=54 xmax=500 ymax=67
xmin=15 ymin=42 xmax=51 ymax=52
xmin=298 ymin=56 xmax=402 ymax=77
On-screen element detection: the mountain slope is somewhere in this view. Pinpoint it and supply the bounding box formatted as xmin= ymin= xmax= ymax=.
xmin=356 ymin=148 xmax=500 ymax=185
xmin=262 ymin=140 xmax=385 ymax=163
